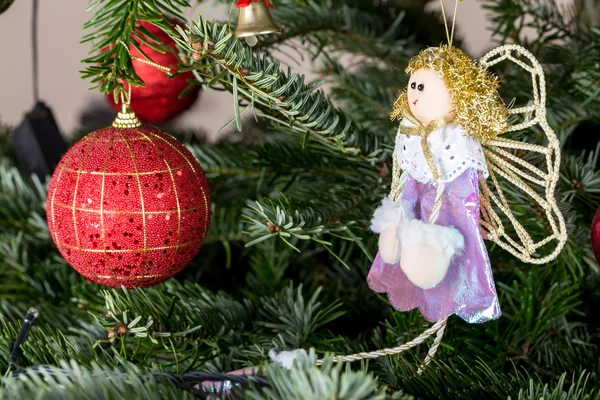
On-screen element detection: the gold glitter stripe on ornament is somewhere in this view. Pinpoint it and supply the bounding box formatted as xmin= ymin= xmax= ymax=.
xmin=100 ymin=129 xmax=118 ymax=282
xmin=79 ymin=136 xmax=154 ymax=144
xmin=49 ymin=200 xmax=205 ymax=215
xmin=55 ymin=238 xmax=202 ymax=253
xmin=70 ymin=129 xmax=104 ymax=281
xmin=146 ymin=131 xmax=211 ymax=242
xmin=117 ymin=130 xmax=149 ymax=279
xmin=136 ymin=128 xmax=183 ymax=281
xmin=95 ymin=273 xmax=162 ymax=280
xmin=56 ymin=164 xmax=189 ymax=176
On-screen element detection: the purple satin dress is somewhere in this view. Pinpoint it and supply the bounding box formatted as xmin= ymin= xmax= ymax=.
xmin=367 ymin=168 xmax=501 ymax=323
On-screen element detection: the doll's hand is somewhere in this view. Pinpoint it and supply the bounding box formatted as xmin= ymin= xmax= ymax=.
xmin=379 ymin=222 xmax=401 ymax=264
xmin=371 ymin=198 xmax=414 ymax=264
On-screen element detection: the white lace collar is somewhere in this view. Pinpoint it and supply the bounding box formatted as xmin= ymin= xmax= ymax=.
xmin=395 ymin=119 xmax=488 ymax=183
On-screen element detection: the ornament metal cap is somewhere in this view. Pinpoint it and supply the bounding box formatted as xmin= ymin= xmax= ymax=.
xmin=113 ymin=103 xmax=142 ymax=128
xmin=235 ymin=1 xmax=280 ymax=40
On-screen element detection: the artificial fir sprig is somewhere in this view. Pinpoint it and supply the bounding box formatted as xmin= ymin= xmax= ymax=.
xmin=80 ymin=0 xmax=189 ymax=99
xmin=2 ymin=0 xmax=600 ymax=398
xmin=171 ymin=17 xmax=381 ymax=158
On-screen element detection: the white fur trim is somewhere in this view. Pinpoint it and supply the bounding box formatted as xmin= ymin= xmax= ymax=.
xmin=269 ymin=349 xmax=307 ymax=369
xmin=398 ymin=219 xmax=464 ymax=257
xmin=370 ymin=198 xmax=414 ymax=234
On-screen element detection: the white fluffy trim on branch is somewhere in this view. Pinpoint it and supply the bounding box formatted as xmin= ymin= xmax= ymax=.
xmin=269 ymin=349 xmax=308 ymax=369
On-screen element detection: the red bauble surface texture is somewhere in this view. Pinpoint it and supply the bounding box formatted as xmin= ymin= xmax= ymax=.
xmin=46 ymin=126 xmax=212 ymax=288
xmin=592 ymin=207 xmax=600 ymax=264
xmin=106 ymin=21 xmax=200 ymax=125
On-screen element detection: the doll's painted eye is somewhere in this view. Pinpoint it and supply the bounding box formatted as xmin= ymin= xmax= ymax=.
xmin=417 ymin=83 xmax=425 ymax=91
xmin=410 ymin=82 xmax=416 ymax=89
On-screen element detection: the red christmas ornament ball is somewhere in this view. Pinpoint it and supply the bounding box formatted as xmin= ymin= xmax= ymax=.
xmin=592 ymin=207 xmax=600 ymax=264
xmin=106 ymin=21 xmax=200 ymax=124
xmin=46 ymin=125 xmax=212 ymax=288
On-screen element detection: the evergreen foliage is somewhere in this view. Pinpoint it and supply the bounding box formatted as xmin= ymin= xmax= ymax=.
xmin=1 ymin=0 xmax=600 ymax=398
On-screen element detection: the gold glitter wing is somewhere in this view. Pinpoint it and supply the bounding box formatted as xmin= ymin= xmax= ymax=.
xmin=477 ymin=44 xmax=567 ymax=264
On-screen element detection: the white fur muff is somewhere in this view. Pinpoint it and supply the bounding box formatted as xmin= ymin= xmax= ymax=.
xmin=371 ymin=197 xmax=465 ymax=288
xmin=398 ymin=218 xmax=465 ymax=289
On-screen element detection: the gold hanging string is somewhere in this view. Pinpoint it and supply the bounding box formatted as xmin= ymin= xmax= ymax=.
xmin=111 ymin=40 xmax=173 ymax=128
xmin=229 ymin=0 xmax=236 ymax=34
xmin=112 ymin=42 xmax=144 ymax=128
xmin=316 ymin=317 xmax=448 ymax=367
xmin=439 ymin=0 xmax=460 ymax=46
xmin=439 ymin=0 xmax=451 ymax=45
xmin=450 ymin=0 xmax=459 ymax=46
xmin=117 ymin=40 xmax=173 ymax=76
xmin=118 ymin=83 xmax=132 ymax=106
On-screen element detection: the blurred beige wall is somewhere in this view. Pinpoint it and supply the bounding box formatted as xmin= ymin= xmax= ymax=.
xmin=0 ymin=0 xmax=498 ymax=137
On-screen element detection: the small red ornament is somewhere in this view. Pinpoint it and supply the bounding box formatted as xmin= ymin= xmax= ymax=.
xmin=236 ymin=0 xmax=274 ymax=7
xmin=105 ymin=20 xmax=200 ymax=125
xmin=592 ymin=207 xmax=600 ymax=264
xmin=46 ymin=117 xmax=211 ymax=288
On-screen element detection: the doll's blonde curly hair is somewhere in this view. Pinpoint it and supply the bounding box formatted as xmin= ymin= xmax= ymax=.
xmin=391 ymin=45 xmax=508 ymax=143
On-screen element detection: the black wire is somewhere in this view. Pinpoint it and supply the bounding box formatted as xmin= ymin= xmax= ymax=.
xmin=8 ymin=308 xmax=270 ymax=399
xmin=32 ymin=0 xmax=39 ymax=102
xmin=8 ymin=308 xmax=38 ymax=370
xmin=11 ymin=365 xmax=270 ymax=399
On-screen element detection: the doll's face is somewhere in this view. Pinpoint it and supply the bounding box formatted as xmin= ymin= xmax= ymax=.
xmin=407 ymin=68 xmax=455 ymax=126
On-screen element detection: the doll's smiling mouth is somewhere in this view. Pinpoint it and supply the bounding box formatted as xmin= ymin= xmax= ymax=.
xmin=412 ymin=99 xmax=418 ymax=105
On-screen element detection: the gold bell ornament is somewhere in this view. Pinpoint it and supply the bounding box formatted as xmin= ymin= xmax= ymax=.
xmin=234 ymin=0 xmax=280 ymax=46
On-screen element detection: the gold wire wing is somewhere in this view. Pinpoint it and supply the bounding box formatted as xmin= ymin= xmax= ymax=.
xmin=478 ymin=44 xmax=567 ymax=264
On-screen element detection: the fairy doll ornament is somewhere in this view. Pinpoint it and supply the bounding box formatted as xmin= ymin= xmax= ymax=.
xmin=369 ymin=45 xmax=508 ymax=323
xmin=198 ymin=43 xmax=568 ymax=381
xmin=353 ymin=43 xmax=568 ymax=364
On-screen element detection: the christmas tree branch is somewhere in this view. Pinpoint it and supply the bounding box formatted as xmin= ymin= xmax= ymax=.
xmin=186 ymin=140 xmax=380 ymax=257
xmin=254 ymin=4 xmax=419 ymax=65
xmin=80 ymin=0 xmax=189 ymax=96
xmin=241 ymin=176 xmax=380 ymax=265
xmin=320 ymin=59 xmax=400 ymax=137
xmin=170 ymin=17 xmax=381 ymax=159
xmin=482 ymin=0 xmax=588 ymax=46
xmin=0 ymin=162 xmax=48 ymax=237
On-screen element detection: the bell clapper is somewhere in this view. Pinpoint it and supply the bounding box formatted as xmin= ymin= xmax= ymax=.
xmin=245 ymin=35 xmax=258 ymax=46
